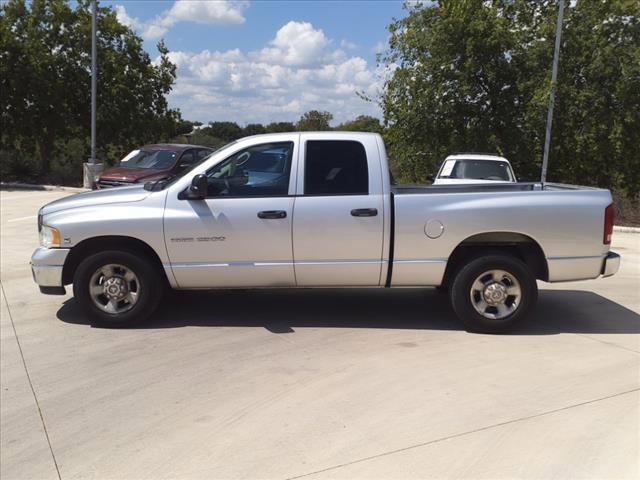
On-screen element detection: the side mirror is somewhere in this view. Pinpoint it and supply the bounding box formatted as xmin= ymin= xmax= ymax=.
xmin=179 ymin=174 xmax=208 ymax=200
xmin=426 ymin=174 xmax=435 ymax=182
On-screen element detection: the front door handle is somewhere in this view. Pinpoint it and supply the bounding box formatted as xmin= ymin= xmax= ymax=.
xmin=258 ymin=210 xmax=287 ymax=219
xmin=351 ymin=208 xmax=378 ymax=217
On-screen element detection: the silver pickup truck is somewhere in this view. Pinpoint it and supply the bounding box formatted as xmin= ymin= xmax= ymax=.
xmin=31 ymin=132 xmax=620 ymax=332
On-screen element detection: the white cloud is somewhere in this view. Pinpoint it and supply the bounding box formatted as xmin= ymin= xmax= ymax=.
xmin=115 ymin=1 xmax=249 ymax=41
xmin=340 ymin=39 xmax=358 ymax=50
xmin=115 ymin=5 xmax=141 ymax=29
xmin=372 ymin=40 xmax=386 ymax=54
xmin=142 ymin=23 xmax=170 ymax=40
xmin=255 ymin=21 xmax=329 ymax=66
xmin=168 ymin=0 xmax=248 ymax=25
xmin=159 ymin=21 xmax=384 ymax=124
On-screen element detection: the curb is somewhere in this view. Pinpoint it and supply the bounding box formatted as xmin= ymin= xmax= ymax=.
xmin=614 ymin=225 xmax=640 ymax=234
xmin=0 ymin=182 xmax=88 ymax=193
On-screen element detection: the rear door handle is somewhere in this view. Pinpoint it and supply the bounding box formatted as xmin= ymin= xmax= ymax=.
xmin=350 ymin=208 xmax=378 ymax=217
xmin=257 ymin=210 xmax=287 ymax=219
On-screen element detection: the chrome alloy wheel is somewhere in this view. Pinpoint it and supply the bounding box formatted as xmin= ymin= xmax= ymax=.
xmin=88 ymin=264 xmax=139 ymax=314
xmin=469 ymin=269 xmax=522 ymax=320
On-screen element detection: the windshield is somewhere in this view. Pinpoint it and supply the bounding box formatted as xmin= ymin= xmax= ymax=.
xmin=120 ymin=149 xmax=178 ymax=170
xmin=152 ymin=141 xmax=239 ymax=190
xmin=440 ymin=159 xmax=513 ymax=181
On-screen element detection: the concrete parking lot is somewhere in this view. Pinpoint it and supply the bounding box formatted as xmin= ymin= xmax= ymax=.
xmin=1 ymin=188 xmax=639 ymax=480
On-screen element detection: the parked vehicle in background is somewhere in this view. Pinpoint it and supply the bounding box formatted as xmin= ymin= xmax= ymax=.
xmin=431 ymin=153 xmax=516 ymax=184
xmin=96 ymin=144 xmax=214 ymax=189
xmin=32 ymin=132 xmax=620 ymax=333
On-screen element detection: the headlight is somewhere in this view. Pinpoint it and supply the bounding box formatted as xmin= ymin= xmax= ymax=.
xmin=39 ymin=225 xmax=61 ymax=248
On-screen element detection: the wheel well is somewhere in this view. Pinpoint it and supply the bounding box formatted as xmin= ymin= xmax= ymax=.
xmin=62 ymin=236 xmax=167 ymax=285
xmin=441 ymin=232 xmax=548 ymax=286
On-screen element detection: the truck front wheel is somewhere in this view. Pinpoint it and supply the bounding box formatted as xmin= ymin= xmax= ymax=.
xmin=73 ymin=250 xmax=164 ymax=327
xmin=449 ymin=254 xmax=537 ymax=333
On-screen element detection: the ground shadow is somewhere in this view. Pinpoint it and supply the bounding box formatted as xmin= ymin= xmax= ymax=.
xmin=56 ymin=288 xmax=640 ymax=336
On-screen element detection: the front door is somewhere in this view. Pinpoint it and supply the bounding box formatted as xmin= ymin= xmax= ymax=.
xmin=164 ymin=139 xmax=298 ymax=288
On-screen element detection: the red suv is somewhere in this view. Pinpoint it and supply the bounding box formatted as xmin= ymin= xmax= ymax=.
xmin=96 ymin=144 xmax=214 ymax=189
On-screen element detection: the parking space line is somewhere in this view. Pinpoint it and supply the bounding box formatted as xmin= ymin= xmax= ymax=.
xmin=287 ymin=387 xmax=640 ymax=480
xmin=1 ymin=282 xmax=62 ymax=480
xmin=1 ymin=192 xmax=59 ymax=202
xmin=574 ymin=332 xmax=640 ymax=355
xmin=6 ymin=215 xmax=38 ymax=223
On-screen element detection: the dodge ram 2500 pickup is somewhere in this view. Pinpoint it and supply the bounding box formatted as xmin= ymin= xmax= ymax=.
xmin=31 ymin=132 xmax=620 ymax=332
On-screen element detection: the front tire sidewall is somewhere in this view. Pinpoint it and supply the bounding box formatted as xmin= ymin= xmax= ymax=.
xmin=450 ymin=255 xmax=537 ymax=333
xmin=73 ymin=251 xmax=162 ymax=327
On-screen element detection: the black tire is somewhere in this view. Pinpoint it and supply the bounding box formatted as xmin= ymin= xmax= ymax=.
xmin=449 ymin=254 xmax=537 ymax=333
xmin=73 ymin=250 xmax=164 ymax=327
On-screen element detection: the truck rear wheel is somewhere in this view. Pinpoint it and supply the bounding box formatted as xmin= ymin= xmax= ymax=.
xmin=449 ymin=254 xmax=537 ymax=333
xmin=73 ymin=250 xmax=164 ymax=327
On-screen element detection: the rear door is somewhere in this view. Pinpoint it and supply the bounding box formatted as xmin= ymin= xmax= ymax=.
xmin=292 ymin=134 xmax=385 ymax=286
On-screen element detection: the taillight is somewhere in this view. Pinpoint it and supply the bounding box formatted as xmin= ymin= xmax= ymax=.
xmin=603 ymin=204 xmax=614 ymax=244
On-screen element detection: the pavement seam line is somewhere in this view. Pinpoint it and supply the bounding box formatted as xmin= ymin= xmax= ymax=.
xmin=286 ymin=387 xmax=640 ymax=480
xmin=573 ymin=332 xmax=640 ymax=355
xmin=1 ymin=281 xmax=62 ymax=480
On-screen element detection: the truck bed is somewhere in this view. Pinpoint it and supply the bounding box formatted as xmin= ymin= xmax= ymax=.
xmin=388 ymin=181 xmax=612 ymax=286
xmin=391 ymin=182 xmax=598 ymax=195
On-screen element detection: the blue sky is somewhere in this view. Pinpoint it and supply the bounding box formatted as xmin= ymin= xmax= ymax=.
xmin=103 ymin=0 xmax=408 ymax=125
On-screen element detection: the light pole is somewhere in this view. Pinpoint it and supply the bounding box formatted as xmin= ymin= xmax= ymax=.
xmin=91 ymin=0 xmax=97 ymax=165
xmin=540 ymin=0 xmax=565 ymax=184
xmin=84 ymin=0 xmax=103 ymax=188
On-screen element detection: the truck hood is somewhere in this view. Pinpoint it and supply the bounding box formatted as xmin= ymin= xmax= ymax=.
xmin=40 ymin=184 xmax=151 ymax=215
xmin=99 ymin=166 xmax=170 ymax=182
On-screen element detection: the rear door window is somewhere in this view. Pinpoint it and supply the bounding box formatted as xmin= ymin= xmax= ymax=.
xmin=304 ymin=141 xmax=368 ymax=195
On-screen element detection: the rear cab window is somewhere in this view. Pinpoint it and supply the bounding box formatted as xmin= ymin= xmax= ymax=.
xmin=439 ymin=158 xmax=514 ymax=181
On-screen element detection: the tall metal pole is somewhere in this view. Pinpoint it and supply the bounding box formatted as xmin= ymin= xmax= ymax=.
xmin=90 ymin=0 xmax=97 ymax=164
xmin=541 ymin=0 xmax=565 ymax=183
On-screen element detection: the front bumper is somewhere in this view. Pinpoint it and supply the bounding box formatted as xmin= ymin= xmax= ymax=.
xmin=96 ymin=180 xmax=135 ymax=189
xmin=31 ymin=247 xmax=70 ymax=293
xmin=601 ymin=251 xmax=621 ymax=278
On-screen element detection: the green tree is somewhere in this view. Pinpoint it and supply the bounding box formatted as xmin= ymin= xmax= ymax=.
xmin=0 ymin=0 xmax=179 ymax=177
xmin=243 ymin=123 xmax=266 ymax=136
xmin=544 ymin=0 xmax=640 ymax=195
xmin=380 ymin=0 xmax=640 ymax=195
xmin=176 ymin=120 xmax=196 ymax=136
xmin=265 ymin=121 xmax=295 ymax=133
xmin=296 ymin=110 xmax=333 ymax=131
xmin=336 ymin=115 xmax=383 ymax=133
xmin=381 ymin=0 xmax=531 ymax=182
xmin=188 ymin=132 xmax=225 ymax=148
xmin=202 ymin=121 xmax=243 ymax=142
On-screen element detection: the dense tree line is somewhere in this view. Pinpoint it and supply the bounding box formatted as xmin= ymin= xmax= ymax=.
xmin=380 ymin=0 xmax=640 ymax=197
xmin=176 ymin=113 xmax=383 ymax=149
xmin=1 ymin=0 xmax=180 ymax=183
xmin=2 ymin=0 xmax=637 ymax=219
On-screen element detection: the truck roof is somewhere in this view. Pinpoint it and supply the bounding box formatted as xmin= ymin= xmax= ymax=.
xmin=445 ymin=153 xmax=509 ymax=162
xmin=240 ymin=131 xmax=382 ymax=141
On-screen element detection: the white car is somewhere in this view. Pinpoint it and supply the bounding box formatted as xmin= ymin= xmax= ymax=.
xmin=432 ymin=153 xmax=516 ymax=185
